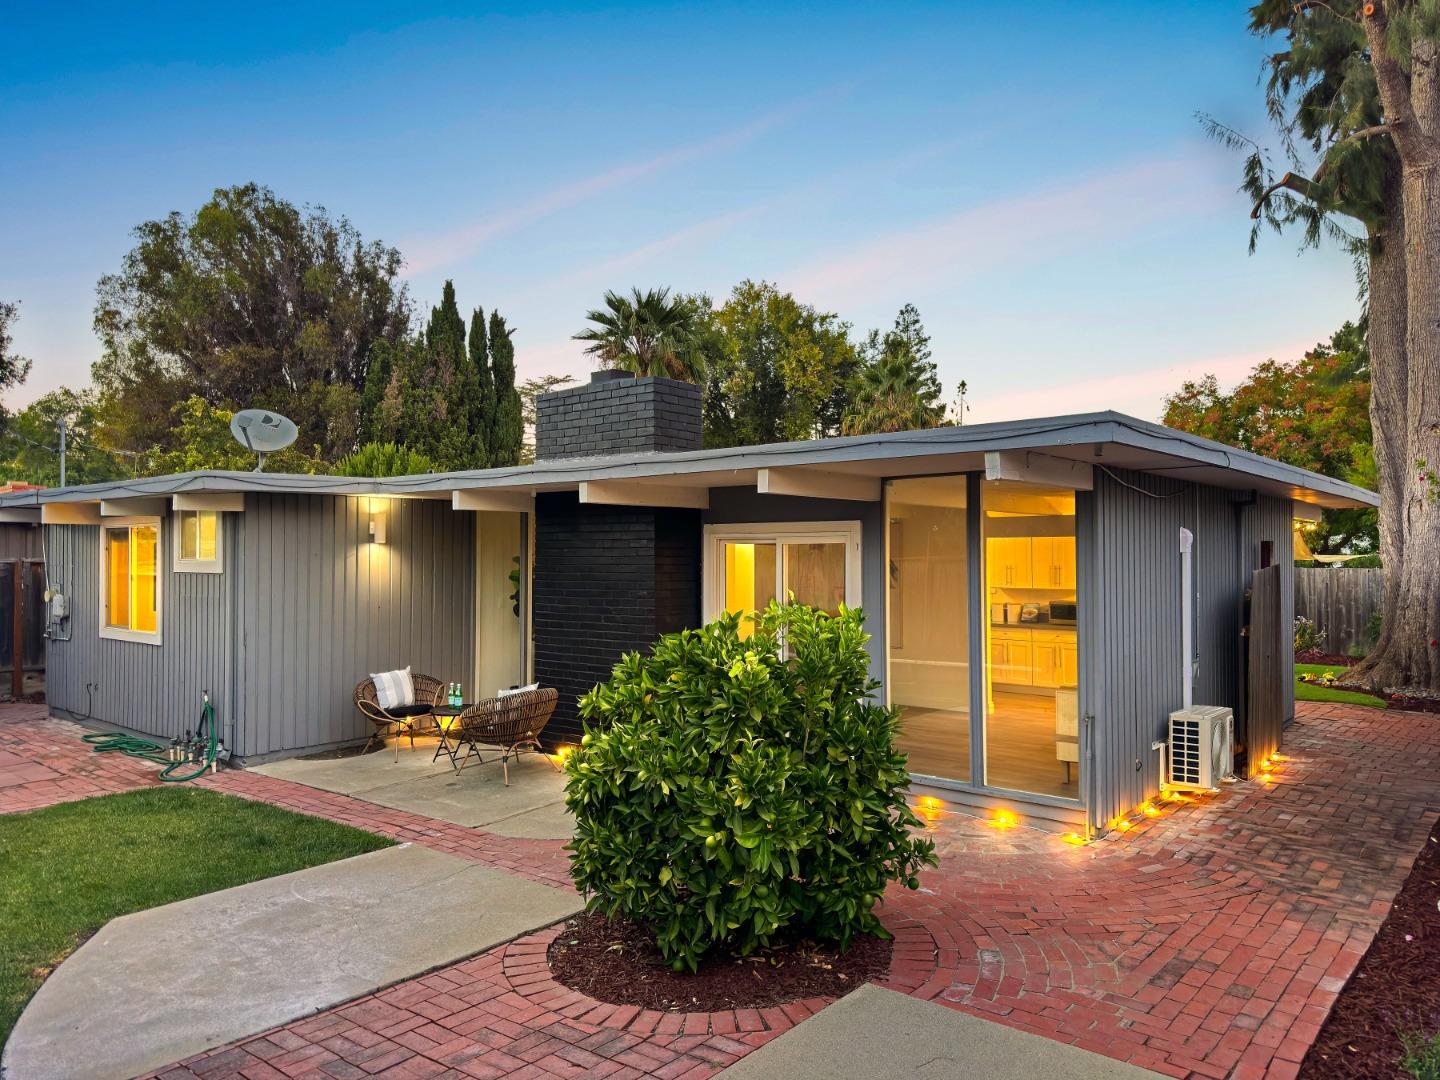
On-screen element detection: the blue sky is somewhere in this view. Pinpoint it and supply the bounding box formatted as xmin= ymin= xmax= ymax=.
xmin=2 ymin=1 xmax=1362 ymax=423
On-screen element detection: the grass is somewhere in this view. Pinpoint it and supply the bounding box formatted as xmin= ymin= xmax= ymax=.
xmin=0 ymin=786 xmax=391 ymax=1048
xmin=1295 ymin=663 xmax=1389 ymax=708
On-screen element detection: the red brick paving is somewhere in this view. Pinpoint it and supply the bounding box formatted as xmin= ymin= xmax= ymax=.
xmin=6 ymin=701 xmax=1437 ymax=1079
xmin=0 ymin=706 xmax=162 ymax=812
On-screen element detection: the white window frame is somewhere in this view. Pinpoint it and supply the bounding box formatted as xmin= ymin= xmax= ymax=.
xmin=99 ymin=516 xmax=164 ymax=645
xmin=702 ymin=520 xmax=863 ymax=622
xmin=172 ymin=508 xmax=224 ymax=573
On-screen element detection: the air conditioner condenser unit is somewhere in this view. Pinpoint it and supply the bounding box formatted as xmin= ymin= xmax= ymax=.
xmin=1167 ymin=705 xmax=1235 ymax=790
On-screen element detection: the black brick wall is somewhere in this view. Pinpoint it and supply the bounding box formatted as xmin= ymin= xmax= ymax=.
xmin=532 ymin=492 xmax=700 ymax=744
xmin=535 ymin=371 xmax=702 ymax=459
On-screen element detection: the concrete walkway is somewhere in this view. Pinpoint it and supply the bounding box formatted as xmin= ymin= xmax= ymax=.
xmin=254 ymin=742 xmax=571 ymax=839
xmin=718 ymin=985 xmax=1160 ymax=1078
xmin=2 ymin=844 xmax=579 ymax=1080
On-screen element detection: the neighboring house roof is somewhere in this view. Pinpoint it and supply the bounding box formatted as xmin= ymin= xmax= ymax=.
xmin=0 ymin=411 xmax=1377 ymax=511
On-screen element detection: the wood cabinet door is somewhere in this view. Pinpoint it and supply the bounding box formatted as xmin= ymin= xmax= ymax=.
xmin=1032 ymin=641 xmax=1061 ymax=688
xmin=989 ymin=537 xmax=1032 ymax=588
xmin=1059 ymin=641 xmax=1079 ymax=685
xmin=1053 ymin=536 xmax=1077 ymax=590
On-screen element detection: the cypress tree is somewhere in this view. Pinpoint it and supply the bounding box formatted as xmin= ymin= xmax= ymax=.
xmin=426 ymin=280 xmax=482 ymax=468
xmin=488 ymin=310 xmax=523 ymax=467
xmin=470 ymin=307 xmax=495 ymax=469
xmin=358 ymin=339 xmax=395 ymax=445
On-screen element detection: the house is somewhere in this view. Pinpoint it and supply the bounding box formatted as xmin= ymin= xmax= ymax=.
xmin=0 ymin=372 xmax=1376 ymax=834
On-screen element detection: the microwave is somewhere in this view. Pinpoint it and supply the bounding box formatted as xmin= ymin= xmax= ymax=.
xmin=1048 ymin=601 xmax=1077 ymax=624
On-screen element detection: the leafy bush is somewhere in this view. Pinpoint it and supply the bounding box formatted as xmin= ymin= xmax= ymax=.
xmin=1401 ymin=1029 xmax=1440 ymax=1080
xmin=334 ymin=441 xmax=436 ymax=477
xmin=564 ymin=602 xmax=937 ymax=972
xmin=1293 ymin=615 xmax=1326 ymax=654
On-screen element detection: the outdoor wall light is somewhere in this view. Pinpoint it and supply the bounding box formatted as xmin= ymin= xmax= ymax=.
xmin=367 ymin=499 xmax=388 ymax=544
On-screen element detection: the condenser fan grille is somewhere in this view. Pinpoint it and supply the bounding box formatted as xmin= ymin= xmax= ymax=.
xmin=1170 ymin=717 xmax=1202 ymax=785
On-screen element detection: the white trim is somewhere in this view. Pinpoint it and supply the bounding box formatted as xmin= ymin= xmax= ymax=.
xmin=172 ymin=508 xmax=224 ymax=574
xmin=98 ymin=517 xmax=163 ymax=645
xmin=757 ymin=467 xmax=881 ymax=502
xmin=702 ymin=520 xmax=862 ymax=622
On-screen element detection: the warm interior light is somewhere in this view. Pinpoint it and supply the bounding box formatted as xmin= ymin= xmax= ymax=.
xmin=991 ymin=809 xmax=1019 ymax=829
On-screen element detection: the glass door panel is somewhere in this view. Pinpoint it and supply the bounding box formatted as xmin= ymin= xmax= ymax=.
xmin=982 ymin=482 xmax=1080 ymax=799
xmin=885 ymin=477 xmax=970 ymax=782
xmin=723 ymin=542 xmax=777 ymax=638
xmin=782 ymin=542 xmax=846 ymax=613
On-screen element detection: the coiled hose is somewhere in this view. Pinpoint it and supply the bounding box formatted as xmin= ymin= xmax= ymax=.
xmin=82 ymin=694 xmax=218 ymax=783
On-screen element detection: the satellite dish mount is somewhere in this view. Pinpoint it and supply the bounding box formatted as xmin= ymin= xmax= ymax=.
xmin=230 ymin=410 xmax=299 ymax=472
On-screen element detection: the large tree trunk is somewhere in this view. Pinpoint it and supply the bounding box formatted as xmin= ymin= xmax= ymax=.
xmin=1353 ymin=13 xmax=1440 ymax=691
xmin=1351 ymin=177 xmax=1411 ymax=681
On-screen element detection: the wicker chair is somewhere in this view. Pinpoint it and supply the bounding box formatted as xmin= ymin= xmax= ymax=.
xmin=454 ymin=687 xmax=560 ymax=785
xmin=354 ymin=673 xmax=443 ymax=759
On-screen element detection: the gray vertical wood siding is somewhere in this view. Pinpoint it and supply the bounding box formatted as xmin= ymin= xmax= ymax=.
xmin=44 ymin=517 xmax=235 ymax=747
xmin=235 ymin=494 xmax=475 ymax=759
xmin=1079 ymin=469 xmax=1295 ymax=830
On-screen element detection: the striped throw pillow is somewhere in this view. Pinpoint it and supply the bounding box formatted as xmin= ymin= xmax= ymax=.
xmin=370 ymin=667 xmax=415 ymax=710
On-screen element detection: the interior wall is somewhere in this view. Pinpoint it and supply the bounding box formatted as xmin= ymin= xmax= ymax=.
xmin=474 ymin=511 xmax=524 ymax=699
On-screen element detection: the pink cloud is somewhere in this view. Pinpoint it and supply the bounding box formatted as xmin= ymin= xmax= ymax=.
xmin=966 ymin=340 xmax=1317 ymax=425
xmin=400 ymin=93 xmax=833 ymax=276
xmin=785 ymin=153 xmax=1220 ymax=308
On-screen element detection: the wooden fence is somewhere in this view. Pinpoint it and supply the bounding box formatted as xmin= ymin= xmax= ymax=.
xmin=1294 ymin=567 xmax=1383 ymax=655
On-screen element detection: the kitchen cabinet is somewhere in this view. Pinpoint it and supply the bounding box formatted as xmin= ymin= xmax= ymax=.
xmin=987 ymin=537 xmax=1033 ymax=588
xmin=990 ymin=632 xmax=1033 ymax=685
xmin=1030 ymin=536 xmax=1077 ymax=590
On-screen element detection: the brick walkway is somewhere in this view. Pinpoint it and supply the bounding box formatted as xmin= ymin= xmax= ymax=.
xmin=6 ymin=701 xmax=1437 ymax=1079
xmin=0 ymin=706 xmax=161 ymax=812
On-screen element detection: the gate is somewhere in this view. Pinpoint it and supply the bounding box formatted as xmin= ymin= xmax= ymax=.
xmin=0 ymin=559 xmax=46 ymax=700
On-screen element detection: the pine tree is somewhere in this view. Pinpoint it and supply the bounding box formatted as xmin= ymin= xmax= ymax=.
xmin=488 ymin=310 xmax=523 ymax=467
xmin=358 ymin=339 xmax=395 ymax=445
xmin=425 ymin=280 xmax=486 ymax=468
xmin=469 ymin=307 xmax=494 ymax=469
xmin=889 ymin=304 xmax=941 ymax=404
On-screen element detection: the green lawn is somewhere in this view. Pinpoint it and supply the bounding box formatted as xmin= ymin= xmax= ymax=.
xmin=0 ymin=786 xmax=391 ymax=1048
xmin=1295 ymin=663 xmax=1389 ymax=708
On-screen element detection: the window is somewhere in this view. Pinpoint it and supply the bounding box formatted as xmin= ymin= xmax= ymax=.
xmin=102 ymin=521 xmax=161 ymax=642
xmin=173 ymin=509 xmax=222 ymax=572
xmin=704 ymin=522 xmax=861 ymax=636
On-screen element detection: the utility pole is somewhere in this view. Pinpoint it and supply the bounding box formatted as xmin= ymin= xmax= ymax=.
xmin=57 ymin=417 xmax=66 ymax=487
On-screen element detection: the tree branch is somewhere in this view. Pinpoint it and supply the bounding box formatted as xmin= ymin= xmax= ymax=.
xmin=1251 ymin=172 xmax=1320 ymax=218
xmin=1361 ymin=1 xmax=1427 ymax=161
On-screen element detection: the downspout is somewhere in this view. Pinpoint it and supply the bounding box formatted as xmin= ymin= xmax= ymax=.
xmin=1180 ymin=527 xmax=1194 ymax=709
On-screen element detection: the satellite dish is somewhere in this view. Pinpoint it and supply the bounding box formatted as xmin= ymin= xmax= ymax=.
xmin=230 ymin=409 xmax=299 ymax=472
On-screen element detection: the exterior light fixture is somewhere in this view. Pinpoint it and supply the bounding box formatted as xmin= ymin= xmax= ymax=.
xmin=1062 ymin=832 xmax=1087 ymax=846
xmin=368 ymin=498 xmax=388 ymax=544
xmin=991 ymin=809 xmax=1019 ymax=829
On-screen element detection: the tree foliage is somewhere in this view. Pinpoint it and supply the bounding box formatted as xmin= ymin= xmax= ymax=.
xmin=142 ymin=396 xmax=322 ymax=475
xmin=0 ymin=301 xmax=33 ymax=433
xmin=565 ymin=602 xmax=936 ymax=972
xmin=334 ymin=441 xmax=436 ymax=477
xmin=0 ymin=389 xmax=126 ymax=487
xmin=1164 ymin=323 xmax=1375 ymax=553
xmin=844 ymin=306 xmax=946 ymax=436
xmin=92 ymin=183 xmax=411 ymax=465
xmin=700 ymin=281 xmax=860 ymax=446
xmin=574 ymin=287 xmax=705 ymax=382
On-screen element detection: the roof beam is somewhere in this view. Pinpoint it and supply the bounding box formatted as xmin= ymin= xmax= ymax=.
xmin=100 ymin=497 xmax=168 ymax=517
xmin=0 ymin=508 xmax=40 ymax=525
xmin=985 ymin=451 xmax=1094 ymax=491
xmin=451 ymin=489 xmax=534 ymax=513
xmin=173 ymin=492 xmax=246 ymax=512
xmin=1292 ymin=501 xmax=1324 ymax=523
xmin=41 ymin=503 xmax=102 ymax=525
xmin=757 ymin=467 xmax=881 ymax=502
xmin=580 ymin=480 xmax=709 ymax=510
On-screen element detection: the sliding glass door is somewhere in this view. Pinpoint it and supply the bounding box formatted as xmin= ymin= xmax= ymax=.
xmin=885 ymin=477 xmax=971 ymax=782
xmin=706 ymin=523 xmax=860 ymax=635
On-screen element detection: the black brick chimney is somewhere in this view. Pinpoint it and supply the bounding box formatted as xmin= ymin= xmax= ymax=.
xmin=535 ymin=370 xmax=702 ymax=460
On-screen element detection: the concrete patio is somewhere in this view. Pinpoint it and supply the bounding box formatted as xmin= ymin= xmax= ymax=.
xmin=253 ymin=736 xmax=572 ymax=839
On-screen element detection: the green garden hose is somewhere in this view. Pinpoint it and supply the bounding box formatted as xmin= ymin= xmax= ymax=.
xmin=82 ymin=694 xmax=219 ymax=783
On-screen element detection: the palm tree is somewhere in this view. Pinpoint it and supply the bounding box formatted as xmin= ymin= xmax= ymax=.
xmin=842 ymin=342 xmax=946 ymax=436
xmin=573 ymin=287 xmax=705 ymax=383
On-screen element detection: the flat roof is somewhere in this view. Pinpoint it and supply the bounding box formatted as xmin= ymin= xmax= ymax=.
xmin=1 ymin=410 xmax=1377 ymax=511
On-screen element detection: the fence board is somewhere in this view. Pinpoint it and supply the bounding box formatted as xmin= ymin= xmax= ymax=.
xmin=1294 ymin=567 xmax=1383 ymax=655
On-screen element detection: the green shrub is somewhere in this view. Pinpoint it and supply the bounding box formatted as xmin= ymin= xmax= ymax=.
xmin=564 ymin=602 xmax=937 ymax=972
xmin=1401 ymin=1030 xmax=1440 ymax=1080
xmin=334 ymin=441 xmax=436 ymax=477
xmin=1293 ymin=615 xmax=1326 ymax=654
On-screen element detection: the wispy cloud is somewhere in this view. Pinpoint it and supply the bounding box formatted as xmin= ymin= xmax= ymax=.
xmin=967 ymin=340 xmax=1315 ymax=425
xmin=784 ymin=152 xmax=1220 ymax=308
xmin=400 ymin=90 xmax=839 ymax=276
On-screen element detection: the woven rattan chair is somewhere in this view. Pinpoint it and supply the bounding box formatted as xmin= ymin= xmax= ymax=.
xmin=355 ymin=673 xmax=443 ymax=760
xmin=454 ymin=687 xmax=560 ymax=784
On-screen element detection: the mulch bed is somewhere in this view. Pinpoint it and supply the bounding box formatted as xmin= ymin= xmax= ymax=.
xmin=547 ymin=910 xmax=891 ymax=1012
xmin=1297 ymin=650 xmax=1360 ymax=667
xmin=1300 ymin=815 xmax=1440 ymax=1078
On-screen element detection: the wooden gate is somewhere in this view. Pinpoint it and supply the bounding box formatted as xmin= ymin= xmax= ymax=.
xmin=1245 ymin=564 xmax=1284 ymax=776
xmin=0 ymin=559 xmax=46 ymax=700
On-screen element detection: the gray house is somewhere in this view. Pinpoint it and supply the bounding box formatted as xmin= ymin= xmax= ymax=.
xmin=1 ymin=373 xmax=1375 ymax=834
